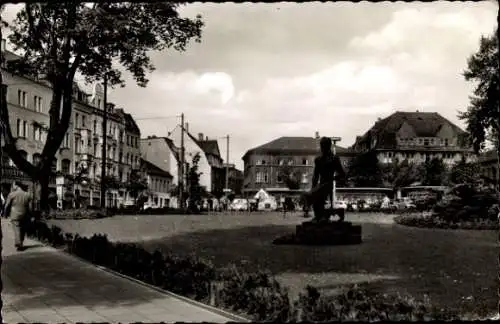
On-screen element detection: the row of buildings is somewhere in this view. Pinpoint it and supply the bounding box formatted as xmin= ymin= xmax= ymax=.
xmin=241 ymin=111 xmax=499 ymax=196
xmin=1 ymin=44 xmax=243 ymax=209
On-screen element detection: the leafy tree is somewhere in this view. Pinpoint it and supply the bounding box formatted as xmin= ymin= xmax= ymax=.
xmin=347 ymin=151 xmax=384 ymax=187
xmin=279 ymin=166 xmax=301 ymax=190
xmin=126 ymin=170 xmax=148 ymax=204
xmin=383 ymin=158 xmax=423 ymax=188
xmin=187 ymin=153 xmax=206 ymax=212
xmin=421 ymin=158 xmax=447 ymax=186
xmin=0 ymin=2 xmax=203 ymax=210
xmin=459 ymin=27 xmax=499 ymax=165
xmin=448 ymin=157 xmax=481 ymax=185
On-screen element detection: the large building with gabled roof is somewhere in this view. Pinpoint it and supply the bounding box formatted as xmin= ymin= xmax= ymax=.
xmin=241 ymin=132 xmax=355 ymax=194
xmin=350 ymin=111 xmax=476 ymax=165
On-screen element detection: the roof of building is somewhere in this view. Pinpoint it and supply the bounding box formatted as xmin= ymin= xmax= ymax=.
xmin=141 ymin=136 xmax=180 ymax=162
xmin=185 ymin=132 xmax=222 ymax=159
xmin=243 ymin=136 xmax=349 ymax=159
xmin=353 ymin=111 xmax=468 ymax=150
xmin=123 ymin=113 xmax=140 ymax=135
xmin=140 ymin=158 xmax=173 ymax=178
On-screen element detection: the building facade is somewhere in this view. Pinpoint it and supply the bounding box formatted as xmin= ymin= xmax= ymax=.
xmin=351 ymin=111 xmax=476 ymax=166
xmin=140 ymin=158 xmax=174 ymax=208
xmin=242 ymin=134 xmax=354 ymax=195
xmin=1 ymin=47 xmax=140 ymax=207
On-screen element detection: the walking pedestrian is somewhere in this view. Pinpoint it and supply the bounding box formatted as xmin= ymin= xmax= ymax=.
xmin=2 ymin=181 xmax=33 ymax=251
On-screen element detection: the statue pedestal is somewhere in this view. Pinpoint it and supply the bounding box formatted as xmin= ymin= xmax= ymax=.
xmin=295 ymin=221 xmax=362 ymax=245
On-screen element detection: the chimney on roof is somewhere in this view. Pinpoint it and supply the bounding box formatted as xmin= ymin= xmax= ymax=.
xmin=1 ymin=39 xmax=6 ymax=52
xmin=315 ymin=131 xmax=320 ymax=139
xmin=198 ymin=133 xmax=204 ymax=141
xmin=185 ymin=123 xmax=189 ymax=133
xmin=106 ymin=103 xmax=115 ymax=113
xmin=205 ymin=136 xmax=208 ymax=141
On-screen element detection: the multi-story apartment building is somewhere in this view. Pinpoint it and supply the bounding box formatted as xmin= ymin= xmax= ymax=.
xmin=351 ymin=111 xmax=476 ymax=165
xmin=242 ymin=133 xmax=354 ymax=195
xmin=1 ymin=46 xmax=141 ymax=207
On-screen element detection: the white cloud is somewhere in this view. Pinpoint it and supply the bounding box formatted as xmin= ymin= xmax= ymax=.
xmin=194 ymin=72 xmax=235 ymax=104
xmin=2 ymin=2 xmax=497 ymax=170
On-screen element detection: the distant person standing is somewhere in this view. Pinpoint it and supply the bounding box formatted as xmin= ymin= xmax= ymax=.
xmin=2 ymin=182 xmax=33 ymax=251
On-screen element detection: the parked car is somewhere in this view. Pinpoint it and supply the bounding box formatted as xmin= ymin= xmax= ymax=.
xmin=334 ymin=200 xmax=348 ymax=210
xmin=143 ymin=202 xmax=159 ymax=210
xmin=398 ymin=198 xmax=416 ymax=209
xmin=230 ymin=199 xmax=248 ymax=211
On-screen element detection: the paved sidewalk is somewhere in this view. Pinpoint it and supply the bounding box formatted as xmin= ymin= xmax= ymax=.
xmin=1 ymin=221 xmax=244 ymax=323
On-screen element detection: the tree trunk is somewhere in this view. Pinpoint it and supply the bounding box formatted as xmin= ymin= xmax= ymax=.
xmin=39 ymin=174 xmax=50 ymax=213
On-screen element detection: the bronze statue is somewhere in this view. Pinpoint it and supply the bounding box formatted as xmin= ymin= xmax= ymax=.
xmin=304 ymin=137 xmax=345 ymax=222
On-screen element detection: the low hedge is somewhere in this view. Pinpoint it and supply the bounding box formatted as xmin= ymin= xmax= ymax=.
xmin=45 ymin=208 xmax=112 ymax=220
xmin=394 ymin=213 xmax=499 ymax=230
xmin=26 ymin=220 xmax=461 ymax=321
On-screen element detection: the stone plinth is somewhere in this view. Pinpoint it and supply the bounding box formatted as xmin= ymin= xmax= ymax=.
xmin=295 ymin=221 xmax=362 ymax=245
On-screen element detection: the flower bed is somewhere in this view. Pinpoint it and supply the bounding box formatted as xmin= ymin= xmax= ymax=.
xmin=394 ymin=213 xmax=498 ymax=230
xmin=26 ymin=220 xmax=461 ymax=321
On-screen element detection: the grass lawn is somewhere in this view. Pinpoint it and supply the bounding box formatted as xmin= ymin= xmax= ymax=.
xmin=48 ymin=211 xmax=497 ymax=317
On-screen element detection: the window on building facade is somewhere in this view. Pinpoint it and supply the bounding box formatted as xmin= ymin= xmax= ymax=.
xmin=301 ymin=173 xmax=308 ymax=184
xmin=98 ymin=99 xmax=101 ymax=109
xmin=61 ymin=159 xmax=71 ymax=174
xmin=23 ymin=121 xmax=27 ymax=138
xmin=444 ymin=139 xmax=449 ymax=146
xmin=75 ymin=138 xmax=80 ymax=153
xmin=33 ymin=95 xmax=43 ymax=112
xmin=16 ymin=119 xmax=21 ymax=137
xmin=82 ymin=115 xmax=86 ymax=128
xmin=302 ymin=158 xmax=308 ymax=165
xmin=51 ymin=159 xmax=57 ymax=173
xmin=418 ymin=138 xmax=423 ymax=145
xmin=256 ymin=172 xmax=264 ymax=183
xmin=32 ymin=153 xmax=41 ymax=166
xmin=17 ymin=90 xmax=27 ymax=107
xmin=93 ymin=120 xmax=97 ymax=133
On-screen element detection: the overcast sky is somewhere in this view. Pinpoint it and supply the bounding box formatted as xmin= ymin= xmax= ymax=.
xmin=2 ymin=2 xmax=497 ymax=169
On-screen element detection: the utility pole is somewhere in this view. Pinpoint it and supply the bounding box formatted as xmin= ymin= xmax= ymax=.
xmin=331 ymin=137 xmax=342 ymax=208
xmin=225 ymin=135 xmax=230 ymax=191
xmin=100 ymin=74 xmax=108 ymax=208
xmin=179 ymin=113 xmax=185 ymax=209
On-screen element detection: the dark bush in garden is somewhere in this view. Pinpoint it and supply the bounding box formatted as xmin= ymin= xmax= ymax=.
xmin=394 ymin=214 xmax=498 ymax=230
xmin=27 ymin=220 xmax=461 ymax=321
xmin=294 ymin=285 xmax=459 ymax=321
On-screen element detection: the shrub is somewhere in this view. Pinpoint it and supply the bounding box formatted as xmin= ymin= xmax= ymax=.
xmin=27 ymin=220 xmax=462 ymax=321
xmin=45 ymin=208 xmax=112 ymax=220
xmin=394 ymin=214 xmax=498 ymax=231
xmin=294 ymin=285 xmax=459 ymax=321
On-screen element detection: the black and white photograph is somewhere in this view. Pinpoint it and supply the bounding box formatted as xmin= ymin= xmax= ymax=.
xmin=0 ymin=1 xmax=498 ymax=322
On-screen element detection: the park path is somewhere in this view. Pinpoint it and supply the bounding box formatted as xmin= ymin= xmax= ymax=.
xmin=0 ymin=220 xmax=246 ymax=323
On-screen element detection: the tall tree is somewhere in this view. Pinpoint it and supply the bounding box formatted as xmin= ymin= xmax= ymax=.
xmin=0 ymin=2 xmax=203 ymax=210
xmin=459 ymin=6 xmax=500 ymax=189
xmin=347 ymin=151 xmax=384 ymax=187
xmin=279 ymin=166 xmax=301 ymax=190
xmin=421 ymin=158 xmax=447 ymax=186
xmin=448 ymin=157 xmax=481 ymax=186
xmin=187 ymin=152 xmax=205 ymax=212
